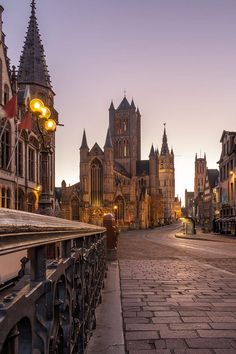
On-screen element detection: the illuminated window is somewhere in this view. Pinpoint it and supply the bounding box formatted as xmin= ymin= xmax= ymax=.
xmin=91 ymin=159 xmax=103 ymax=206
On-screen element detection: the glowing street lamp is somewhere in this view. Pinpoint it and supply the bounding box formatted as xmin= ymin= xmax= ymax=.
xmin=29 ymin=98 xmax=57 ymax=213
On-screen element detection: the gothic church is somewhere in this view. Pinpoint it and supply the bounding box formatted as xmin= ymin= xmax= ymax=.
xmin=60 ymin=96 xmax=178 ymax=228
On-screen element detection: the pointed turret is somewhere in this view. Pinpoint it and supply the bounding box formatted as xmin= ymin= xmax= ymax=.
xmin=18 ymin=0 xmax=52 ymax=89
xmin=109 ymin=100 xmax=115 ymax=111
xmin=171 ymin=147 xmax=174 ymax=155
xmin=149 ymin=144 xmax=155 ymax=158
xmin=155 ymin=147 xmax=159 ymax=156
xmin=131 ymin=98 xmax=136 ymax=109
xmin=80 ymin=129 xmax=89 ymax=150
xmin=104 ymin=128 xmax=113 ymax=149
xmin=160 ymin=124 xmax=169 ymax=155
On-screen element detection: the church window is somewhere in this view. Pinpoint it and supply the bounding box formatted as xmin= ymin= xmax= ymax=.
xmin=91 ymin=158 xmax=103 ymax=206
xmin=71 ymin=197 xmax=79 ymax=220
xmin=27 ymin=192 xmax=36 ymax=212
xmin=15 ymin=140 xmax=23 ymax=177
xmin=0 ymin=121 xmax=11 ymax=170
xmin=114 ymin=196 xmax=125 ymax=223
xmin=28 ymin=147 xmax=35 ymax=181
xmin=3 ymin=84 xmax=9 ymax=105
xmin=15 ymin=188 xmax=25 ymax=211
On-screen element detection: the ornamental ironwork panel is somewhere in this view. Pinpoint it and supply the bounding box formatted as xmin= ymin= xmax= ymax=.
xmin=0 ymin=209 xmax=106 ymax=354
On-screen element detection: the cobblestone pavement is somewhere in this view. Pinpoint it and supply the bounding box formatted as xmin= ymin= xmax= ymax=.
xmin=118 ymin=226 xmax=236 ymax=353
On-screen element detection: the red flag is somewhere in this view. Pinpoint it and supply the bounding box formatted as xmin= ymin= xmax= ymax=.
xmin=19 ymin=111 xmax=32 ymax=131
xmin=2 ymin=95 xmax=17 ymax=119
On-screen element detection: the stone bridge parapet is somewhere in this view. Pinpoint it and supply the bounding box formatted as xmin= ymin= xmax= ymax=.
xmin=0 ymin=209 xmax=106 ymax=354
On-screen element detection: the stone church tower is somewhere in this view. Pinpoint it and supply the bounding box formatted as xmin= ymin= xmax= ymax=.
xmin=194 ymin=153 xmax=207 ymax=198
xmin=109 ymin=96 xmax=141 ymax=177
xmin=159 ymin=125 xmax=175 ymax=223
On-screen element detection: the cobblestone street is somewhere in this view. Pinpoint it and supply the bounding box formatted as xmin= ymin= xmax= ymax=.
xmin=118 ymin=225 xmax=236 ymax=353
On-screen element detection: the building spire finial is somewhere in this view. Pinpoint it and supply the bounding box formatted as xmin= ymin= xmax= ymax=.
xmin=31 ymin=0 xmax=36 ymax=16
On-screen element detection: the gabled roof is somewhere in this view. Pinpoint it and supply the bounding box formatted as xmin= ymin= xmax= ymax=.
xmin=117 ymin=97 xmax=130 ymax=110
xmin=18 ymin=0 xmax=52 ymax=89
xmin=207 ymin=169 xmax=219 ymax=189
xmin=114 ymin=161 xmax=130 ymax=177
xmin=90 ymin=142 xmax=104 ymax=156
xmin=136 ymin=160 xmax=149 ymax=176
xmin=220 ymin=130 xmax=236 ymax=143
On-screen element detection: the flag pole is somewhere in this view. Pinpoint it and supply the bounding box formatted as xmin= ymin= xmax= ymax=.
xmin=6 ymin=128 xmax=22 ymax=171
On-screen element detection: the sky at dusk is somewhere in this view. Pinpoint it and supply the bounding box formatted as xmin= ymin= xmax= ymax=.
xmin=2 ymin=0 xmax=236 ymax=203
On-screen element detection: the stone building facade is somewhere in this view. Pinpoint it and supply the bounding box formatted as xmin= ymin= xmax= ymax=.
xmin=0 ymin=1 xmax=57 ymax=212
xmin=60 ymin=97 xmax=178 ymax=228
xmin=217 ymin=130 xmax=236 ymax=234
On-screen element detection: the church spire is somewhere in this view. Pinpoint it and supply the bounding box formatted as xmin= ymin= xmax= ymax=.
xmin=104 ymin=128 xmax=113 ymax=149
xmin=160 ymin=123 xmax=169 ymax=155
xmin=80 ymin=129 xmax=89 ymax=150
xmin=18 ymin=0 xmax=52 ymax=89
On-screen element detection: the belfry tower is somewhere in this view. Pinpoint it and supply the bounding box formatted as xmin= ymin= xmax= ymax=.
xmin=109 ymin=96 xmax=141 ymax=176
xmin=159 ymin=124 xmax=175 ymax=223
xmin=194 ymin=153 xmax=207 ymax=198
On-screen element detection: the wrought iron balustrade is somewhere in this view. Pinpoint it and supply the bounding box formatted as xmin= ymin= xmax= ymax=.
xmin=0 ymin=209 xmax=106 ymax=354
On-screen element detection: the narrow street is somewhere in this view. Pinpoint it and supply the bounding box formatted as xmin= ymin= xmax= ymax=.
xmin=118 ymin=224 xmax=236 ymax=353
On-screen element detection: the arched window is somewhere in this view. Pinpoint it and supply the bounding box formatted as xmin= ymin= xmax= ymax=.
xmin=27 ymin=192 xmax=36 ymax=213
xmin=15 ymin=189 xmax=25 ymax=211
xmin=91 ymin=158 xmax=103 ymax=206
xmin=0 ymin=121 xmax=11 ymax=170
xmin=114 ymin=196 xmax=125 ymax=223
xmin=71 ymin=197 xmax=79 ymax=220
xmin=6 ymin=188 xmax=11 ymax=208
xmin=4 ymin=84 xmax=9 ymax=105
xmin=1 ymin=187 xmax=5 ymax=207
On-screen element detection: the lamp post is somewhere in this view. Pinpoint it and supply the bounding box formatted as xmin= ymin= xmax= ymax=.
xmin=29 ymin=98 xmax=57 ymax=214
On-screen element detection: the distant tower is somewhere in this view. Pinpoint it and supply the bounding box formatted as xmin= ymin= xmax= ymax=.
xmin=159 ymin=124 xmax=175 ymax=223
xmin=194 ymin=153 xmax=207 ymax=198
xmin=109 ymin=96 xmax=141 ymax=176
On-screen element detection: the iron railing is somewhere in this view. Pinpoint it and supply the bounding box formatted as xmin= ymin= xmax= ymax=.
xmin=0 ymin=209 xmax=106 ymax=354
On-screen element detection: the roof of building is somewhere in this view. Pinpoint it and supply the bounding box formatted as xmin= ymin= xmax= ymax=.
xmin=114 ymin=161 xmax=130 ymax=177
xmin=117 ymin=96 xmax=131 ymax=110
xmin=104 ymin=128 xmax=113 ymax=148
xmin=80 ymin=129 xmax=89 ymax=149
xmin=220 ymin=130 xmax=236 ymax=143
xmin=136 ymin=160 xmax=150 ymax=176
xmin=207 ymin=169 xmax=219 ymax=189
xmin=18 ymin=0 xmax=52 ymax=89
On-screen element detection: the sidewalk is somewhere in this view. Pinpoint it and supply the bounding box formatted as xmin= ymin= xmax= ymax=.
xmin=175 ymin=229 xmax=236 ymax=243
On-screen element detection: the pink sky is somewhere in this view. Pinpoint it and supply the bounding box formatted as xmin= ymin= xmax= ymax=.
xmin=2 ymin=0 xmax=236 ymax=203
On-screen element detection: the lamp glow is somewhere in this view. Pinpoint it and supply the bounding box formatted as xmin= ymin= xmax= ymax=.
xmin=40 ymin=106 xmax=51 ymax=119
xmin=44 ymin=118 xmax=56 ymax=132
xmin=30 ymin=98 xmax=44 ymax=113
